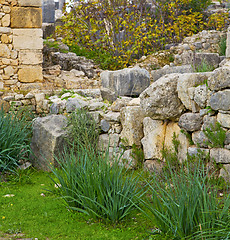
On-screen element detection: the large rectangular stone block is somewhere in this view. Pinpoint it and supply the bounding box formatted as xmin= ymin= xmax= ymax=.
xmin=18 ymin=0 xmax=42 ymax=7
xmin=19 ymin=50 xmax=43 ymax=65
xmin=13 ymin=29 xmax=43 ymax=50
xmin=18 ymin=66 xmax=43 ymax=83
xmin=11 ymin=7 xmax=42 ymax=28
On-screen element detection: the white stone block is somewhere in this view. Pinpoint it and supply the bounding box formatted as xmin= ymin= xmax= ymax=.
xmin=19 ymin=50 xmax=43 ymax=65
xmin=13 ymin=29 xmax=43 ymax=50
xmin=18 ymin=0 xmax=42 ymax=7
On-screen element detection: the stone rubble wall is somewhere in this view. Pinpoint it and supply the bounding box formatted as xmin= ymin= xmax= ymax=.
xmin=172 ymin=30 xmax=227 ymax=65
xmin=0 ymin=0 xmax=43 ymax=92
xmin=29 ymin=60 xmax=230 ymax=181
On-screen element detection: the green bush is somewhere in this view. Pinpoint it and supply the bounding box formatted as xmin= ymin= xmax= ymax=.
xmin=49 ymin=147 xmax=142 ymax=223
xmin=144 ymin=161 xmax=230 ymax=239
xmin=0 ymin=109 xmax=32 ymax=173
xmin=58 ymin=0 xmax=212 ymax=70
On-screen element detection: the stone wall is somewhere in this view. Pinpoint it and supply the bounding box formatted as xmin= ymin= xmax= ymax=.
xmin=172 ymin=30 xmax=227 ymax=65
xmin=28 ymin=61 xmax=230 ymax=182
xmin=0 ymin=0 xmax=43 ymax=92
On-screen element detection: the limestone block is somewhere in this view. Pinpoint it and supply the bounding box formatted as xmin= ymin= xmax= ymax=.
xmin=4 ymin=66 xmax=14 ymax=76
xmin=151 ymin=64 xmax=193 ymax=82
xmin=100 ymin=119 xmax=110 ymax=133
xmin=11 ymin=50 xmax=17 ymax=59
xmin=0 ymin=27 xmax=11 ymax=34
xmin=104 ymin=111 xmax=120 ymax=122
xmin=100 ymin=87 xmax=117 ymax=102
xmin=120 ymin=149 xmax=136 ymax=169
xmin=2 ymin=14 xmax=10 ymax=27
xmin=210 ymin=90 xmax=230 ymax=111
xmin=11 ymin=7 xmax=42 ymax=28
xmin=194 ymin=84 xmax=209 ymax=108
xmin=178 ymin=113 xmax=203 ymax=132
xmin=0 ymin=44 xmax=10 ymax=58
xmin=217 ymin=113 xmax=230 ymax=128
xmin=0 ymin=99 xmax=10 ymax=112
xmin=13 ymin=29 xmax=43 ymax=50
xmin=120 ymin=106 xmax=145 ymax=146
xmin=1 ymin=34 xmax=8 ymax=43
xmin=164 ymin=122 xmax=190 ymax=162
xmin=111 ymin=98 xmax=131 ymax=112
xmin=208 ymin=67 xmax=230 ymax=91
xmin=144 ymin=160 xmax=165 ymax=173
xmin=177 ymin=72 xmax=213 ymax=111
xmin=141 ymin=117 xmax=166 ymax=160
xmin=210 ymin=148 xmax=230 ymax=164
xmin=18 ymin=66 xmax=43 ymax=83
xmin=187 ymin=147 xmax=210 ymax=158
xmin=192 ymin=131 xmax=209 ymax=148
xmin=19 ymin=50 xmax=43 ymax=65
xmin=101 ymin=66 xmax=150 ymax=96
xmin=140 ymin=73 xmax=184 ymax=120
xmin=2 ymin=58 xmax=10 ymax=65
xmin=226 ymin=28 xmax=230 ymax=58
xmin=18 ymin=0 xmax=42 ymax=7
xmin=30 ymin=115 xmax=67 ymax=171
xmin=202 ymin=115 xmax=217 ymax=131
xmin=3 ymin=6 xmax=10 ymax=14
xmin=66 ymin=98 xmax=88 ymax=113
xmin=219 ymin=165 xmax=230 ymax=182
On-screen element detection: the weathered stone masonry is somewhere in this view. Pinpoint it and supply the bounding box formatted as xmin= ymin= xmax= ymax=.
xmin=0 ymin=0 xmax=43 ymax=91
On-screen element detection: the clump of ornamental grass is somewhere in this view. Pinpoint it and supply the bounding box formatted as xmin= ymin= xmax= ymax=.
xmin=49 ymin=146 xmax=143 ymax=223
xmin=0 ymin=108 xmax=32 ymax=174
xmin=143 ymin=160 xmax=230 ymax=239
xmin=49 ymin=108 xmax=143 ymax=223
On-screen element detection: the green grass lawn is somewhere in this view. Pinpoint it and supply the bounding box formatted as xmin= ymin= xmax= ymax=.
xmin=0 ymin=170 xmax=155 ymax=240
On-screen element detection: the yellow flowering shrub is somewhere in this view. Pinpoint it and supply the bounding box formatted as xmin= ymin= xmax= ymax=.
xmin=57 ymin=0 xmax=228 ymax=70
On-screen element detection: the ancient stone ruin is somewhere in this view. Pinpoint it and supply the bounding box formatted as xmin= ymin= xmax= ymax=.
xmin=1 ymin=0 xmax=230 ymax=181
xmin=0 ymin=0 xmax=43 ymax=92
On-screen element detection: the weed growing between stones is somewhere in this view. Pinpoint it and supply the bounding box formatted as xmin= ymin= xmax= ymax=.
xmin=218 ymin=36 xmax=227 ymax=56
xmin=194 ymin=60 xmax=215 ymax=72
xmin=204 ymin=122 xmax=226 ymax=148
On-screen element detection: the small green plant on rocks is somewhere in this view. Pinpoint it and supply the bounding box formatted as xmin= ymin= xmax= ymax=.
xmin=218 ymin=36 xmax=227 ymax=56
xmin=161 ymin=132 xmax=181 ymax=172
xmin=194 ymin=60 xmax=215 ymax=72
xmin=204 ymin=122 xmax=226 ymax=148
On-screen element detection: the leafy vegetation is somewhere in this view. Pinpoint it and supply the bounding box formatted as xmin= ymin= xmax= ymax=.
xmin=204 ymin=122 xmax=227 ymax=148
xmin=49 ymin=148 xmax=143 ymax=223
xmin=65 ymin=108 xmax=99 ymax=153
xmin=0 ymin=109 xmax=32 ymax=174
xmin=49 ymin=109 xmax=143 ymax=223
xmin=194 ymin=60 xmax=215 ymax=72
xmin=0 ymin=170 xmax=152 ymax=240
xmin=1 ymin=104 xmax=230 ymax=239
xmin=218 ymin=36 xmax=227 ymax=56
xmin=144 ymin=160 xmax=230 ymax=239
xmin=57 ymin=0 xmax=229 ymax=70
